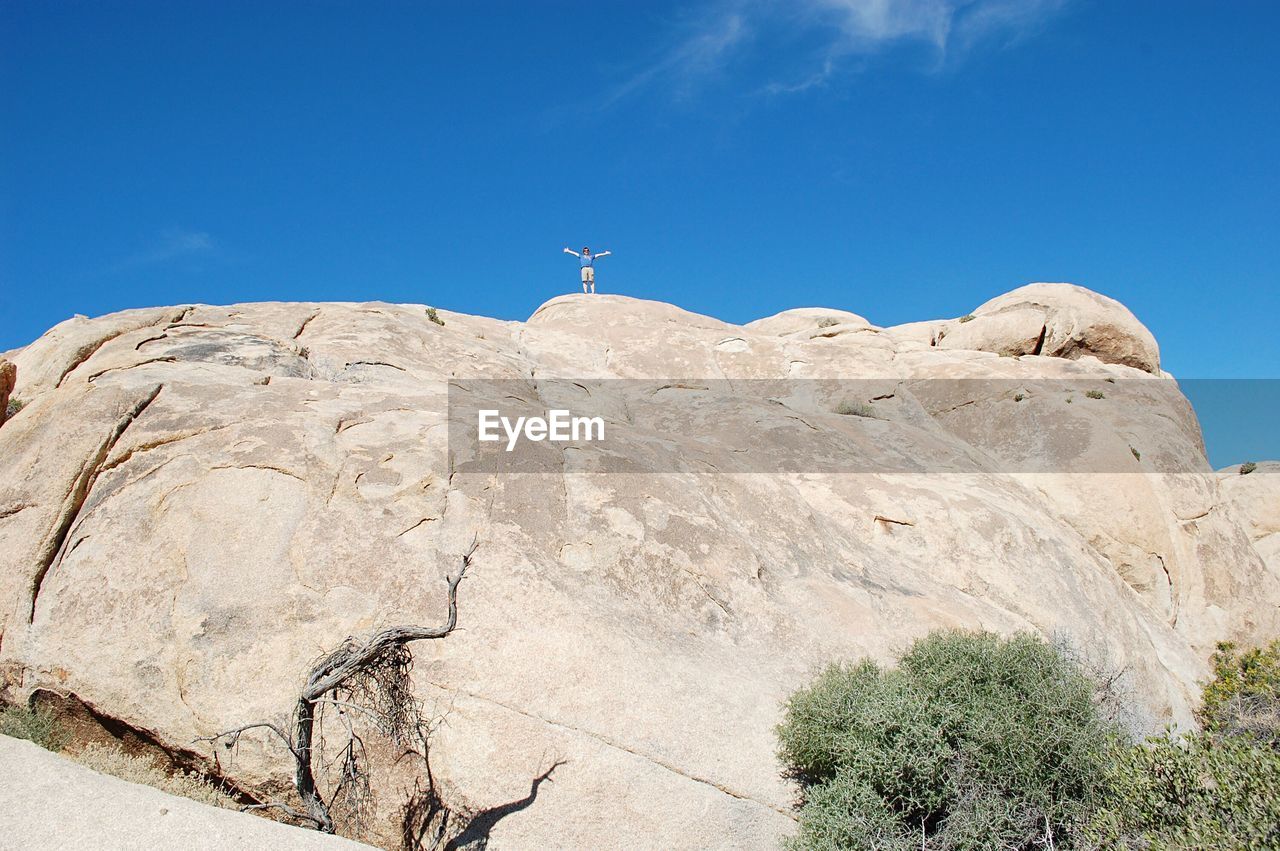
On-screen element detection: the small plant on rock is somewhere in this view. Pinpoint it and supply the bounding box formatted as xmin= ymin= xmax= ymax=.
xmin=74 ymin=742 xmax=237 ymax=809
xmin=426 ymin=306 xmax=445 ymax=327
xmin=0 ymin=703 xmax=67 ymax=751
xmin=958 ymin=314 xmax=975 ymax=323
xmin=1241 ymin=461 xmax=1258 ymax=475
xmin=835 ymin=400 xmax=876 ymax=418
xmin=1085 ymin=390 xmax=1106 ymax=400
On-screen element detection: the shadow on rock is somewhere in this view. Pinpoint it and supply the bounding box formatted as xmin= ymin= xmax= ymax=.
xmin=404 ymin=760 xmax=566 ymax=851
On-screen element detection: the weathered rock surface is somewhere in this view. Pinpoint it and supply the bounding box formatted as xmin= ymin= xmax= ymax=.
xmin=935 ymin=283 xmax=1162 ymax=372
xmin=0 ymin=284 xmax=1275 ymax=849
xmin=1217 ymin=462 xmax=1280 ymax=572
xmin=0 ymin=734 xmax=377 ymax=850
xmin=0 ymin=358 xmax=14 ymax=425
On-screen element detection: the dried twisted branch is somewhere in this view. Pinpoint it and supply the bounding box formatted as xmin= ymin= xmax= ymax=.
xmin=201 ymin=539 xmax=478 ymax=835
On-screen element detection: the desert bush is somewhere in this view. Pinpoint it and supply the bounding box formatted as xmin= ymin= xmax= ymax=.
xmin=1089 ymin=731 xmax=1280 ymax=849
xmin=1201 ymin=639 xmax=1280 ymax=746
xmin=1085 ymin=390 xmax=1106 ymax=400
xmin=834 ymin=400 xmax=875 ymax=418
xmin=426 ymin=306 xmax=445 ymax=326
xmin=4 ymin=398 xmax=23 ymax=419
xmin=1086 ymin=638 xmax=1280 ymax=848
xmin=958 ymin=314 xmax=975 ymax=323
xmin=777 ymin=631 xmax=1122 ymax=850
xmin=0 ymin=703 xmax=68 ymax=751
xmin=72 ymin=742 xmax=237 ymax=809
xmin=1240 ymin=461 xmax=1257 ymax=475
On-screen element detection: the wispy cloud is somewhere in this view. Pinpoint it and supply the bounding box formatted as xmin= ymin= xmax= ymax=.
xmin=613 ymin=0 xmax=1070 ymax=101
xmin=605 ymin=9 xmax=752 ymax=107
xmin=111 ymin=228 xmax=216 ymax=272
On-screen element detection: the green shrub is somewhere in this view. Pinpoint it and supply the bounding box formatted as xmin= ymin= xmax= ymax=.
xmin=426 ymin=306 xmax=445 ymax=326
xmin=1085 ymin=390 xmax=1106 ymax=400
xmin=4 ymin=398 xmax=22 ymax=419
xmin=777 ymin=631 xmax=1122 ymax=850
xmin=0 ymin=703 xmax=68 ymax=751
xmin=958 ymin=314 xmax=975 ymax=323
xmin=1090 ymin=731 xmax=1280 ymax=849
xmin=1130 ymin=446 xmax=1141 ymax=462
xmin=1201 ymin=640 xmax=1280 ymax=745
xmin=1088 ymin=638 xmax=1280 ymax=848
xmin=1241 ymin=461 xmax=1258 ymax=475
xmin=835 ymin=400 xmax=875 ymax=418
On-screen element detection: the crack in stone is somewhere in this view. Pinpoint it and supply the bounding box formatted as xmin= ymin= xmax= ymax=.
xmin=99 ymin=424 xmax=234 ymax=474
xmin=54 ymin=308 xmax=189 ymax=388
xmin=29 ymin=384 xmax=164 ymax=622
xmin=933 ymin=398 xmax=979 ymax=415
xmin=134 ymin=333 xmax=170 ymax=351
xmin=427 ymin=682 xmax=795 ymax=819
xmin=397 ymin=517 xmax=438 ymax=538
xmin=86 ymin=357 xmax=178 ymax=383
xmin=0 ymin=503 xmax=34 ymax=520
xmin=209 ymin=463 xmax=306 ymax=482
xmin=348 ymin=360 xmax=406 ymax=372
xmin=675 ymin=565 xmax=732 ymax=618
xmin=293 ymin=309 xmax=322 ymax=340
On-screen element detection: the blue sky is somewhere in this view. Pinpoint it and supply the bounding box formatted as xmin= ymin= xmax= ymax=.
xmin=2 ymin=1 xmax=1277 ymax=463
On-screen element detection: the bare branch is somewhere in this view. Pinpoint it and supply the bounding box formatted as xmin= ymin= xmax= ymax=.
xmin=202 ymin=541 xmax=480 ymax=835
xmin=303 ymin=543 xmax=476 ymax=700
xmin=314 ymin=697 xmax=386 ymax=724
xmin=196 ymin=721 xmax=298 ymax=758
xmin=240 ymin=800 xmax=325 ymax=827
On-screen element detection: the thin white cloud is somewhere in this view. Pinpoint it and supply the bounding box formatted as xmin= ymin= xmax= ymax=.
xmin=113 ymin=228 xmax=215 ymax=271
xmin=606 ymin=9 xmax=752 ymax=106
xmin=615 ymin=0 xmax=1070 ymax=101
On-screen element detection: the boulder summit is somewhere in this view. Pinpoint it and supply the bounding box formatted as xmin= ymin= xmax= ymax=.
xmin=0 ymin=284 xmax=1276 ymax=848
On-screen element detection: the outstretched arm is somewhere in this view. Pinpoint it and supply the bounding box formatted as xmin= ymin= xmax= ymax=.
xmin=596 ymin=250 xmax=611 ymax=259
xmin=563 ymin=247 xmax=580 ymax=257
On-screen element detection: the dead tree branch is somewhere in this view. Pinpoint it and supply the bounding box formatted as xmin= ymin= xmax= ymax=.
xmin=204 ymin=539 xmax=478 ymax=835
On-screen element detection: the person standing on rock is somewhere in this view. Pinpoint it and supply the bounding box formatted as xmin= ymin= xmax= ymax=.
xmin=563 ymin=246 xmax=610 ymax=294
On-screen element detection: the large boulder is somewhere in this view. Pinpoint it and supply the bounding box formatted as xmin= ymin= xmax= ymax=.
xmin=937 ymin=283 xmax=1161 ymax=373
xmin=0 ymin=285 xmax=1273 ymax=849
xmin=745 ymin=307 xmax=873 ymax=337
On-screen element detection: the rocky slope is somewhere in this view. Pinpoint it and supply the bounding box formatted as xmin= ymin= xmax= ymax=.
xmin=0 ymin=734 xmax=377 ymax=850
xmin=0 ymin=283 xmax=1276 ymax=849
